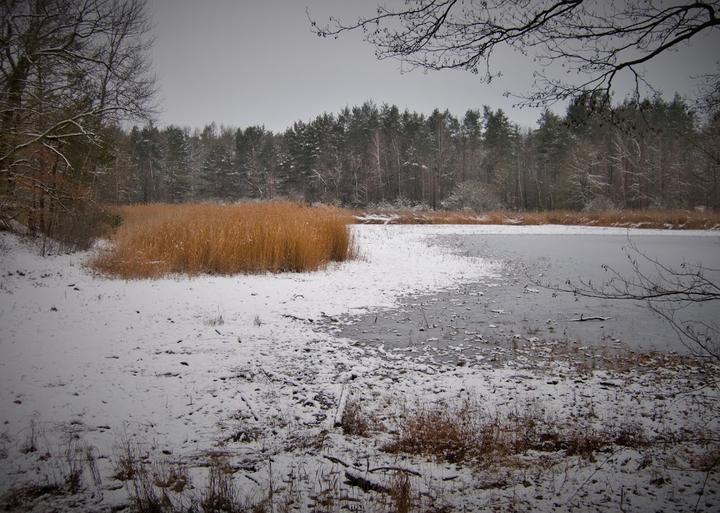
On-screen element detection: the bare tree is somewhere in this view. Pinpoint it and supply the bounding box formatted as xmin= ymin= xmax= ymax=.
xmin=312 ymin=0 xmax=720 ymax=108
xmin=0 ymin=0 xmax=156 ymax=238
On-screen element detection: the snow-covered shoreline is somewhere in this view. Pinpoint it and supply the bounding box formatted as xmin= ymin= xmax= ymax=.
xmin=1 ymin=225 xmax=718 ymax=512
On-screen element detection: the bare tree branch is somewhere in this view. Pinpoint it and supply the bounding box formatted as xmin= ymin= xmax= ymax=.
xmin=548 ymin=236 xmax=720 ymax=360
xmin=311 ymin=1 xmax=720 ymax=108
xmin=0 ymin=0 xmax=156 ymax=241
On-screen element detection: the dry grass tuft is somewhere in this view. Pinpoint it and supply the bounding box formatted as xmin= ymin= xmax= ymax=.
xmin=92 ymin=202 xmax=355 ymax=278
xmin=110 ymin=438 xmax=269 ymax=513
xmin=384 ymin=403 xmax=482 ymax=464
xmin=340 ymin=399 xmax=372 ymax=437
xmin=0 ymin=483 xmax=62 ymax=511
xmin=384 ymin=401 xmax=647 ymax=466
xmin=690 ymin=446 xmax=720 ymax=472
xmin=201 ymin=456 xmax=241 ymax=513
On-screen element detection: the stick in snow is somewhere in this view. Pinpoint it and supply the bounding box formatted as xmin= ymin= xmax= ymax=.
xmin=333 ymin=384 xmax=349 ymax=428
xmin=368 ymin=466 xmax=422 ymax=477
xmin=565 ymin=450 xmax=618 ymax=506
xmin=239 ymin=394 xmax=258 ymax=421
xmin=323 ymin=455 xmax=351 ymax=468
xmin=281 ymin=313 xmax=314 ymax=323
xmin=569 ymin=314 xmax=611 ymax=322
xmin=242 ymin=473 xmax=260 ymax=485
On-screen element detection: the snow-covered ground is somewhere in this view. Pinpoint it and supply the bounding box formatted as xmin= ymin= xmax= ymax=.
xmin=0 ymin=225 xmax=718 ymax=512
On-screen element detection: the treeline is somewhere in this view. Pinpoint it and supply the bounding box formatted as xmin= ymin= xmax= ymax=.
xmin=97 ymin=93 xmax=720 ymax=212
xmin=4 ymin=1 xmax=717 ymax=253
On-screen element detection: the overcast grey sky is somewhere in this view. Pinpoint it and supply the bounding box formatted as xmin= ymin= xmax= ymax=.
xmin=148 ymin=0 xmax=720 ymax=133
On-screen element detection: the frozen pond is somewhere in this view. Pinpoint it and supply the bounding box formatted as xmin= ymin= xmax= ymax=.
xmin=330 ymin=229 xmax=720 ymax=361
xmin=2 ymin=227 xmax=719 ymax=513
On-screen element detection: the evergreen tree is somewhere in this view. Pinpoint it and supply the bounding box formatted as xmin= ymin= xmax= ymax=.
xmin=460 ymin=109 xmax=483 ymax=183
xmin=282 ymin=121 xmax=320 ymax=201
xmin=381 ymin=104 xmax=403 ymax=200
xmin=129 ymin=124 xmax=163 ymax=203
xmin=482 ymin=107 xmax=514 ymax=204
xmin=197 ymin=123 xmax=239 ymax=200
xmin=236 ymin=126 xmax=267 ymax=198
xmin=163 ymin=126 xmax=192 ymax=202
xmin=534 ymin=110 xmax=570 ymax=209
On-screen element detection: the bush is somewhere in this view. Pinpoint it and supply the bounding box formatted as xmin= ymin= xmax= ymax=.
xmin=367 ymin=197 xmax=431 ymax=211
xmin=43 ymin=202 xmax=116 ymax=252
xmin=1 ymin=194 xmax=115 ymax=253
xmin=441 ymin=181 xmax=503 ymax=211
xmin=582 ymin=195 xmax=616 ymax=212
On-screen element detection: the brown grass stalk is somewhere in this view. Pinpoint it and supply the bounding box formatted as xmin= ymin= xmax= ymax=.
xmin=92 ymin=202 xmax=355 ymax=279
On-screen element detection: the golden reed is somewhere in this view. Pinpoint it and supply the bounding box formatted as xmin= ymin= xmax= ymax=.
xmin=92 ymin=202 xmax=355 ymax=278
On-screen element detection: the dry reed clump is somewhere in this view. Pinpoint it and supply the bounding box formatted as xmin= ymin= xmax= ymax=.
xmin=92 ymin=202 xmax=355 ymax=279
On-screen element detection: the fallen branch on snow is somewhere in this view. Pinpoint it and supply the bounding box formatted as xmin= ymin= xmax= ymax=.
xmin=239 ymin=394 xmax=258 ymax=421
xmin=333 ymin=384 xmax=349 ymax=428
xmin=323 ymin=455 xmax=351 ymax=468
xmin=569 ymin=314 xmax=611 ymax=322
xmin=344 ymin=470 xmax=389 ymax=494
xmin=282 ymin=313 xmax=314 ymax=323
xmin=369 ymin=466 xmax=422 ymax=477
